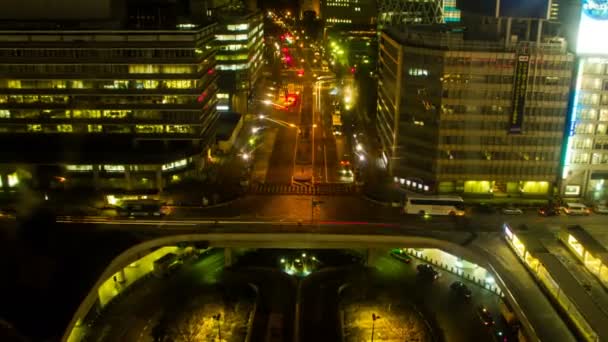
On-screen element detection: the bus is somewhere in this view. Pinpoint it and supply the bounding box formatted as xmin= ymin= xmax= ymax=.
xmin=403 ymin=195 xmax=465 ymax=216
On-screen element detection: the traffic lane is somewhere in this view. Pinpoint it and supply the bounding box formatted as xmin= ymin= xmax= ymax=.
xmin=372 ymin=253 xmax=499 ymax=342
xmin=300 ymin=266 xmax=368 ymax=342
xmin=264 ymin=124 xmax=297 ymax=183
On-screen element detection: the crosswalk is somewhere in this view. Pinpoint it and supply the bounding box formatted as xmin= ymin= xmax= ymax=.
xmin=250 ymin=182 xmax=359 ymax=195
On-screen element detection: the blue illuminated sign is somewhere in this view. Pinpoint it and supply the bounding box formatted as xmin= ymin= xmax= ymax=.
xmin=582 ymin=0 xmax=608 ymax=20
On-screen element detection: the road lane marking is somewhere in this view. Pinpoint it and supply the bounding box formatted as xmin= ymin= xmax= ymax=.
xmin=324 ymin=144 xmax=329 ymax=183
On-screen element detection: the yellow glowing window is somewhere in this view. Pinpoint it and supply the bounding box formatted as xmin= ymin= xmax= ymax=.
xmin=27 ymin=124 xmax=42 ymax=132
xmin=73 ymin=110 xmax=101 ymax=119
xmin=57 ymin=124 xmax=73 ymax=132
xmin=103 ymin=110 xmax=130 ymax=119
xmin=7 ymin=80 xmax=21 ymax=89
xmin=7 ymin=173 xmax=19 ymax=187
xmin=136 ymin=125 xmax=163 ymax=133
xmin=166 ymin=125 xmax=192 ymax=133
xmin=88 ymin=124 xmax=103 ymax=133
xmin=164 ymin=80 xmax=193 ymax=89
xmin=129 ymin=64 xmax=159 ymax=74
xmin=66 ymin=165 xmax=94 ymax=172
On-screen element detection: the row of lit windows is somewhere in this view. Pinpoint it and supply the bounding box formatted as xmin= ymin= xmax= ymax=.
xmin=0 ymin=109 xmax=200 ymax=120
xmin=577 ymin=108 xmax=608 ymax=121
xmin=0 ymin=48 xmax=200 ymax=59
xmin=578 ymin=92 xmax=608 ymax=106
xmin=439 ymin=121 xmax=563 ymax=132
xmin=216 ymin=54 xmax=249 ymax=61
xmin=18 ymin=124 xmax=195 ymax=134
xmin=66 ymin=158 xmax=191 ymax=173
xmin=580 ymin=77 xmax=608 ymax=91
xmin=574 ymin=122 xmax=608 ymax=135
xmin=441 ymin=89 xmax=568 ymax=102
xmin=441 ymin=136 xmax=563 ymax=146
xmin=582 ymin=59 xmax=608 ymax=75
xmin=571 ymin=138 xmax=608 ymax=150
xmin=444 ymin=57 xmax=572 ymax=70
xmin=2 ymin=79 xmax=199 ymax=90
xmin=0 ymin=62 xmax=213 ymax=75
xmin=0 ymin=94 xmax=204 ymax=105
xmin=326 ymin=18 xmax=353 ymax=24
xmin=438 ymin=151 xmax=558 ymax=161
xmin=570 ymin=151 xmax=608 ymax=165
xmin=438 ymin=165 xmax=558 ymax=176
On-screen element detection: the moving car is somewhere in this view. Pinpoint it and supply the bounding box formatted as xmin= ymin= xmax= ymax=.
xmin=390 ymin=249 xmax=412 ymax=264
xmin=562 ymin=203 xmax=590 ymax=216
xmin=477 ymin=306 xmax=495 ymax=326
xmin=416 ymin=264 xmax=439 ymax=280
xmin=502 ymin=207 xmax=523 ymax=215
xmin=450 ymin=281 xmax=472 ymax=299
xmin=593 ymin=204 xmax=608 ymax=214
xmin=538 ymin=206 xmax=559 ymax=216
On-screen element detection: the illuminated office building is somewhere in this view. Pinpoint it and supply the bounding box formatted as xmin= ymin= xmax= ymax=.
xmin=377 ymin=25 xmax=573 ymax=196
xmin=0 ymin=2 xmax=219 ymax=192
xmin=377 ymin=0 xmax=460 ymax=27
xmin=561 ymin=2 xmax=608 ymax=200
xmin=322 ymin=0 xmax=378 ymax=26
xmin=214 ymin=10 xmax=264 ymax=113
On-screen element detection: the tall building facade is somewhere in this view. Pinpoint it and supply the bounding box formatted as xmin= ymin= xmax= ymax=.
xmin=561 ymin=1 xmax=608 ymax=201
xmin=377 ymin=0 xmax=461 ymax=28
xmin=377 ymin=26 xmax=573 ymax=196
xmin=322 ymin=0 xmax=378 ymax=26
xmin=0 ymin=22 xmax=219 ymax=192
xmin=215 ymin=10 xmax=264 ymax=113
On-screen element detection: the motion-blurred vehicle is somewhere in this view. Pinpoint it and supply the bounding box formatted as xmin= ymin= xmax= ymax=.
xmin=538 ymin=206 xmax=559 ymax=216
xmin=593 ymin=204 xmax=608 ymax=214
xmin=450 ymin=281 xmax=472 ymax=299
xmin=390 ymin=249 xmax=412 ymax=264
xmin=477 ymin=306 xmax=495 ymax=326
xmin=562 ymin=202 xmax=590 ymax=215
xmin=416 ymin=264 xmax=440 ymax=280
xmin=501 ymin=207 xmax=523 ymax=215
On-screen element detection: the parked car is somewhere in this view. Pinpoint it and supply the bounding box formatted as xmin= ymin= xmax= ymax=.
xmin=450 ymin=281 xmax=472 ymax=299
xmin=477 ymin=306 xmax=495 ymax=326
xmin=593 ymin=204 xmax=608 ymax=214
xmin=562 ymin=203 xmax=590 ymax=216
xmin=538 ymin=206 xmax=559 ymax=216
xmin=502 ymin=207 xmax=523 ymax=215
xmin=416 ymin=264 xmax=440 ymax=280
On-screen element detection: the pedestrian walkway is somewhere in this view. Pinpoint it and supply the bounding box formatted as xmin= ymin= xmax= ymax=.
xmin=251 ymin=128 xmax=278 ymax=183
xmin=250 ymin=182 xmax=359 ymax=196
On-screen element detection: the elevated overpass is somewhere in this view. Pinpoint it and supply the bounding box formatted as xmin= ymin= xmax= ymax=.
xmin=61 ymin=222 xmax=576 ymax=342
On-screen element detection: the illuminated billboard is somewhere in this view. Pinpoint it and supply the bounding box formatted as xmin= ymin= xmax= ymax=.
xmin=576 ymin=0 xmax=608 ymax=55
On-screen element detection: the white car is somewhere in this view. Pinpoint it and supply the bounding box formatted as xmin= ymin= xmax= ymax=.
xmin=593 ymin=205 xmax=608 ymax=214
xmin=502 ymin=207 xmax=523 ymax=215
xmin=562 ymin=203 xmax=590 ymax=215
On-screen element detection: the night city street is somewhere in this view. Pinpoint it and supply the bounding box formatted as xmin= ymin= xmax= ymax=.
xmin=3 ymin=1 xmax=608 ymax=342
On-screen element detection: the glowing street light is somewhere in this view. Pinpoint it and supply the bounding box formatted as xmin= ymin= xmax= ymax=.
xmin=359 ymin=155 xmax=365 ymax=161
xmin=251 ymin=126 xmax=261 ymax=134
xmin=258 ymin=114 xmax=266 ymax=119
xmin=241 ymin=153 xmax=250 ymax=160
xmin=356 ymin=143 xmax=363 ymax=151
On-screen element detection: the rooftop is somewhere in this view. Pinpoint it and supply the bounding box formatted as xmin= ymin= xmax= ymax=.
xmin=384 ymin=25 xmax=568 ymax=54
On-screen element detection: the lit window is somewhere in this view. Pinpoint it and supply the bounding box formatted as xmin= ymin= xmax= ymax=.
xmin=0 ymin=110 xmax=9 ymax=118
xmin=88 ymin=124 xmax=103 ymax=133
xmin=7 ymin=173 xmax=19 ymax=187
xmin=217 ymin=93 xmax=229 ymax=99
xmin=129 ymin=65 xmax=159 ymax=74
xmin=135 ymin=125 xmax=163 ymax=133
xmin=162 ymin=158 xmax=188 ymax=171
xmin=66 ymin=165 xmax=93 ymax=172
xmin=216 ymin=34 xmax=248 ymax=41
xmin=227 ymin=24 xmax=249 ymax=31
xmin=166 ymin=125 xmax=193 ymax=134
xmin=164 ymin=80 xmax=193 ymax=89
xmin=103 ymin=110 xmax=130 ymax=119
xmin=216 ymin=64 xmax=248 ymax=70
xmin=103 ymin=165 xmax=125 ymax=172
xmin=57 ymin=124 xmax=73 ymax=132
xmin=27 ymin=124 xmax=42 ymax=132
xmin=7 ymin=80 xmax=21 ymax=89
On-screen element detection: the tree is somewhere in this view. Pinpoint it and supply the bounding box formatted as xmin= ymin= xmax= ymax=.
xmin=169 ymin=310 xmax=205 ymax=342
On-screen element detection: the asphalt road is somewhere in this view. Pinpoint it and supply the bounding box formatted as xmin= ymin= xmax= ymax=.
xmin=371 ymin=251 xmax=510 ymax=342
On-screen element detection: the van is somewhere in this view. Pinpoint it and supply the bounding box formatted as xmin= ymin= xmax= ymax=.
xmin=562 ymin=203 xmax=590 ymax=215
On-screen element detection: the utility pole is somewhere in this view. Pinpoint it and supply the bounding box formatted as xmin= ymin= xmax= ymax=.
xmin=371 ymin=313 xmax=380 ymax=342
xmin=212 ymin=313 xmax=222 ymax=341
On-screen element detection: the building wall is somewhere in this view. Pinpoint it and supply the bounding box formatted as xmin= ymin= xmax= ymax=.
xmin=0 ymin=24 xmax=220 ymax=191
xmin=378 ymin=29 xmax=573 ymax=195
xmin=562 ymin=57 xmax=608 ymax=201
xmin=215 ymin=11 xmax=264 ymax=113
xmin=322 ymin=0 xmax=377 ymax=26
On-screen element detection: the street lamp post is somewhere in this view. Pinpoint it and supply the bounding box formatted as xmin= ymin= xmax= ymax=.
xmin=371 ymin=313 xmax=380 ymax=342
xmin=212 ymin=313 xmax=222 ymax=341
